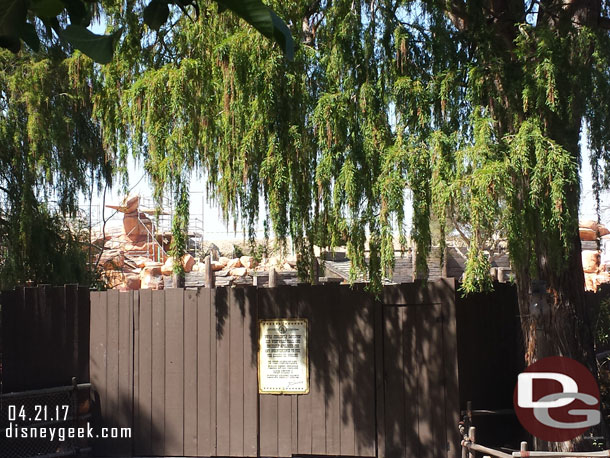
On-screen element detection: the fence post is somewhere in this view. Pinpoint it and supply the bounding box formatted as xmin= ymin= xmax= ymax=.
xmin=498 ymin=267 xmax=508 ymax=283
xmin=172 ymin=273 xmax=185 ymax=288
xmin=520 ymin=441 xmax=527 ymax=456
xmin=490 ymin=267 xmax=498 ymax=281
xmin=468 ymin=426 xmax=476 ymax=458
xmin=269 ymin=267 xmax=277 ymax=287
xmin=411 ymin=243 xmax=417 ymax=281
xmin=205 ymin=256 xmax=215 ymax=288
xmin=312 ymin=258 xmax=319 ymax=285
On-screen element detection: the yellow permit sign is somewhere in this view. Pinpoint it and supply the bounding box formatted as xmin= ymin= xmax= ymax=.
xmin=258 ymin=319 xmax=309 ymax=394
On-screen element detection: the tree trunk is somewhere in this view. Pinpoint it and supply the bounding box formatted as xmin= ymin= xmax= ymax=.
xmin=515 ymin=124 xmax=600 ymax=451
xmin=516 ymin=235 xmax=598 ymax=451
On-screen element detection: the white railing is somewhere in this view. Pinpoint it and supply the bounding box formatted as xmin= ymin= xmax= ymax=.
xmin=461 ymin=426 xmax=610 ymax=458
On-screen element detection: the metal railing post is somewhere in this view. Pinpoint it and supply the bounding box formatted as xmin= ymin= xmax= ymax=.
xmin=469 ymin=426 xmax=476 ymax=458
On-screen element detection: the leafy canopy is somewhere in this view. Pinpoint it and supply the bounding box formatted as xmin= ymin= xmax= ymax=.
xmin=93 ymin=0 xmax=610 ymax=292
xmin=4 ymin=0 xmax=610 ymax=295
xmin=0 ymin=48 xmax=111 ymax=287
xmin=0 ymin=0 xmax=294 ymax=284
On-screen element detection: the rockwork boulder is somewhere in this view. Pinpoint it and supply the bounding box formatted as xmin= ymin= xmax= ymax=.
xmin=582 ymin=250 xmax=601 ymax=273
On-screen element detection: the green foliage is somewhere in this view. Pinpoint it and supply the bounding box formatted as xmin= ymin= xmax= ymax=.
xmin=5 ymin=0 xmax=610 ymax=298
xmin=249 ymin=241 xmax=267 ymax=263
xmin=169 ymin=177 xmax=189 ymax=275
xmin=0 ymin=204 xmax=95 ymax=288
xmin=214 ymin=0 xmax=294 ymax=60
xmin=88 ymin=0 xmax=610 ymax=294
xmin=0 ymin=47 xmax=112 ymax=288
xmin=233 ymin=244 xmax=244 ymax=258
xmin=0 ymin=0 xmax=293 ymax=63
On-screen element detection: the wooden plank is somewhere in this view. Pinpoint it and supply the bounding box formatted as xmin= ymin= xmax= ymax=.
xmin=243 ymin=286 xmax=258 ymax=457
xmin=309 ymin=286 xmax=327 ymax=455
xmin=441 ymin=279 xmax=460 ymax=458
xmin=339 ymin=287 xmax=356 ymax=457
xmin=89 ymin=291 xmax=108 ymax=456
xmin=296 ymin=286 xmax=312 ymax=456
xmin=136 ymin=289 xmax=153 ymax=455
xmin=374 ymin=298 xmax=386 ymax=458
xmin=25 ymin=287 xmax=38 ymax=388
xmin=277 ymin=287 xmax=296 ymax=458
xmin=77 ymin=286 xmax=91 ymax=383
xmin=197 ymin=287 xmax=213 ymax=456
xmin=117 ymin=291 xmax=134 ymax=455
xmin=65 ymin=284 xmax=78 ymax=385
xmin=210 ymin=287 xmax=218 ymax=457
xmin=16 ymin=289 xmax=27 ymax=390
xmin=51 ymin=286 xmax=65 ymax=385
xmin=256 ymin=285 xmax=297 ymax=457
xmin=184 ymin=289 xmax=199 ymax=456
xmin=416 ymin=303 xmax=444 ymax=458
xmin=18 ymin=287 xmax=33 ymax=390
xmin=55 ymin=286 xmax=69 ymax=389
xmin=133 ymin=290 xmax=140 ymax=456
xmin=291 ymin=394 xmax=298 ymax=456
xmin=19 ymin=288 xmax=27 ymax=389
xmin=403 ymin=305 xmax=420 ymax=457
xmin=215 ymin=287 xmax=231 ymax=456
xmin=325 ymin=285 xmax=341 ymax=456
xmin=151 ymin=290 xmax=166 ymax=454
xmin=384 ymin=305 xmax=406 ymax=458
xmin=258 ymin=287 xmax=279 ymax=457
xmin=105 ymin=290 xmax=120 ymax=455
xmin=38 ymin=286 xmax=53 ymax=391
xmin=356 ymin=291 xmax=376 ymax=457
xmin=0 ymin=291 xmax=13 ymax=391
xmin=46 ymin=287 xmax=59 ymax=388
xmin=230 ymin=288 xmax=245 ymax=456
xmin=277 ymin=392 xmax=293 ymax=457
xmin=19 ymin=288 xmax=31 ymax=388
xmin=297 ymin=378 xmax=313 ymax=455
xmin=164 ymin=288 xmax=184 ymax=456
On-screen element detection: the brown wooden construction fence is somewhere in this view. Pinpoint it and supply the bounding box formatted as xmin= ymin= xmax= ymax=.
xmin=89 ymin=279 xmax=459 ymax=458
xmin=0 ymin=285 xmax=90 ymax=393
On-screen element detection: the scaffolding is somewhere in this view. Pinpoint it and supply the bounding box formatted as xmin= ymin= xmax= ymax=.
xmin=82 ymin=192 xmax=208 ymax=265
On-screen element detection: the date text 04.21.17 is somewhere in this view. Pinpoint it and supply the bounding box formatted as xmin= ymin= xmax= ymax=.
xmin=7 ymin=405 xmax=70 ymax=423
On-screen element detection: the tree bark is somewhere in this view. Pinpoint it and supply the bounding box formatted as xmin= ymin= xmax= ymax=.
xmin=515 ymin=226 xmax=597 ymax=451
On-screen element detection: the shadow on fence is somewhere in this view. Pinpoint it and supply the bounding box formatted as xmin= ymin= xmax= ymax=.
xmin=6 ymin=279 xmax=597 ymax=457
xmin=87 ymin=280 xmax=459 ymax=457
